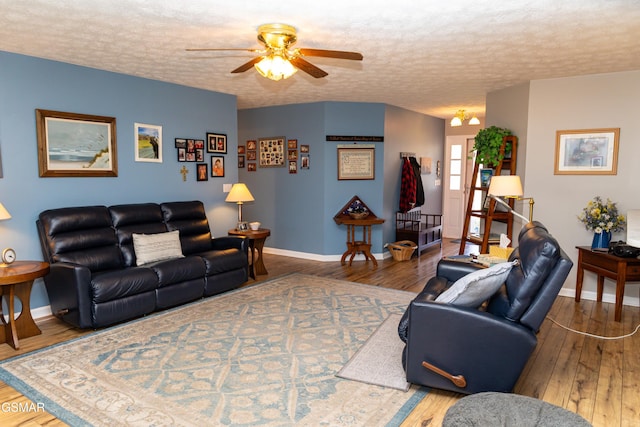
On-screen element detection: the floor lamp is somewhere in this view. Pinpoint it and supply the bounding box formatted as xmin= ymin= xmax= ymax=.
xmin=487 ymin=175 xmax=535 ymax=223
xmin=225 ymin=183 xmax=254 ymax=230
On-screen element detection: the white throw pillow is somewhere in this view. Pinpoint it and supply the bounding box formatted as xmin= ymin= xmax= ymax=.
xmin=435 ymin=260 xmax=516 ymax=307
xmin=132 ymin=230 xmax=184 ymax=266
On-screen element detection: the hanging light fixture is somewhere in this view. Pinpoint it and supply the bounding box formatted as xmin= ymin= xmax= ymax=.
xmin=450 ymin=110 xmax=481 ymax=127
xmin=254 ymin=52 xmax=298 ymax=81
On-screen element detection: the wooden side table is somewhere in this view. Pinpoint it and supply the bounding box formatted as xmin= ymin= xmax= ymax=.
xmin=334 ymin=217 xmax=385 ymax=267
xmin=575 ymin=246 xmax=640 ymax=322
xmin=229 ymin=228 xmax=271 ymax=279
xmin=0 ymin=261 xmax=50 ymax=349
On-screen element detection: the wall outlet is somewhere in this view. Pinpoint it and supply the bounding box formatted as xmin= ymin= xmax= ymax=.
xmin=435 ymin=179 xmax=441 ymax=186
xmin=223 ymin=183 xmax=232 ymax=193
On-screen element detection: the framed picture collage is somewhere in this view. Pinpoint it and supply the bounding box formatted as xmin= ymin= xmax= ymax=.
xmin=175 ymin=132 xmax=226 ymax=181
xmin=239 ymin=137 xmax=309 ymax=174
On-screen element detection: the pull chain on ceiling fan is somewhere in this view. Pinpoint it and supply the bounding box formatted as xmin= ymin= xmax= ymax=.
xmin=186 ymin=23 xmax=363 ymax=81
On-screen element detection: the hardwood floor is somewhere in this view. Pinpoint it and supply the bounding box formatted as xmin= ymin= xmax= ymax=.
xmin=0 ymin=238 xmax=638 ymax=426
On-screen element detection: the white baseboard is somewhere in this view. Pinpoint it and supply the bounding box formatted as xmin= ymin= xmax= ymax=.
xmin=32 ymin=305 xmax=53 ymax=320
xmin=558 ymin=287 xmax=640 ymax=308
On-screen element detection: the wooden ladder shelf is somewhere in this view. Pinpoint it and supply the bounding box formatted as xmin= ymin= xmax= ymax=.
xmin=459 ymin=135 xmax=518 ymax=254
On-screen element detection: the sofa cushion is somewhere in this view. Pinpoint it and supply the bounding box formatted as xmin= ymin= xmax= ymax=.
xmin=161 ymin=201 xmax=213 ymax=254
xmin=38 ymin=206 xmax=123 ymax=272
xmin=109 ymin=203 xmax=167 ymax=266
xmin=133 ymin=231 xmax=184 ymax=266
xmin=435 ymin=261 xmax=515 ymax=307
xmin=91 ymin=268 xmax=159 ymax=303
xmin=149 ymin=256 xmax=206 ymax=287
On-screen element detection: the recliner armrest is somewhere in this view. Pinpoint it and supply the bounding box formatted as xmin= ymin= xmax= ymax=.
xmin=436 ymin=259 xmax=485 ymax=282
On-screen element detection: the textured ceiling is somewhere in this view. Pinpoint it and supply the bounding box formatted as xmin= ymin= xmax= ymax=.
xmin=1 ymin=0 xmax=639 ymax=119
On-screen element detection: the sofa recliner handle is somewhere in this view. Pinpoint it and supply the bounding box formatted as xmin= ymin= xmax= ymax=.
xmin=422 ymin=361 xmax=467 ymax=388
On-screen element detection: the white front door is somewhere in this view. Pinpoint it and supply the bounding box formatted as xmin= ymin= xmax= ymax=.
xmin=443 ymin=135 xmax=475 ymax=238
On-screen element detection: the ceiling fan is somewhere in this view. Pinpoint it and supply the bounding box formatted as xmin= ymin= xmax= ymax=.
xmin=186 ymin=23 xmax=363 ymax=81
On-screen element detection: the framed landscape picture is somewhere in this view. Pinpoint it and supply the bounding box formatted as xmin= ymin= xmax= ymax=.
xmin=555 ymin=128 xmax=620 ymax=175
xmin=36 ymin=109 xmax=118 ymax=177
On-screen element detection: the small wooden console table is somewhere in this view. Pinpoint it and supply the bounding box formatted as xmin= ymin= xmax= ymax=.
xmin=575 ymin=246 xmax=640 ymax=322
xmin=0 ymin=261 xmax=50 ymax=349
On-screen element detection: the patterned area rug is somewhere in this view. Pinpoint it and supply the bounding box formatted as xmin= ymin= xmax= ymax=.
xmin=0 ymin=274 xmax=426 ymax=426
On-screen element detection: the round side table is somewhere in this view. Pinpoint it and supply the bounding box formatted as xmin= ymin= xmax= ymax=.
xmin=0 ymin=261 xmax=50 ymax=350
xmin=228 ymin=228 xmax=271 ymax=279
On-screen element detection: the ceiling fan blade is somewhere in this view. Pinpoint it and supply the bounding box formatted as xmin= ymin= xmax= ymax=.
xmin=231 ymin=57 xmax=263 ymax=74
xmin=297 ymin=48 xmax=363 ymax=61
xmin=289 ymin=57 xmax=328 ymax=78
xmin=186 ymin=48 xmax=262 ymax=53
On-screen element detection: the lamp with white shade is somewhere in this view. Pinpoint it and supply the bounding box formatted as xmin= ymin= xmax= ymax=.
xmin=225 ymin=183 xmax=255 ymax=230
xmin=0 ymin=203 xmax=15 ymax=266
xmin=487 ymin=175 xmax=535 ymax=223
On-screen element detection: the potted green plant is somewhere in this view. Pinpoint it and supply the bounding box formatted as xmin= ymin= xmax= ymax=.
xmin=472 ymin=126 xmax=513 ymax=166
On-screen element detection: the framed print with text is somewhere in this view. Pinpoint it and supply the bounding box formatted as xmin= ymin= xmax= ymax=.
xmin=337 ymin=146 xmax=375 ymax=180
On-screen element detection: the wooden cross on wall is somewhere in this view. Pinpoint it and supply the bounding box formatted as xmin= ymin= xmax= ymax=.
xmin=180 ymin=165 xmax=188 ymax=182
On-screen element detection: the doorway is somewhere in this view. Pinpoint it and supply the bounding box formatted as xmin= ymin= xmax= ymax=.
xmin=443 ymin=135 xmax=476 ymax=238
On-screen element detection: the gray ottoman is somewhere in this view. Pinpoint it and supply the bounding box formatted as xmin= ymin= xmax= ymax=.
xmin=443 ymin=392 xmax=592 ymax=426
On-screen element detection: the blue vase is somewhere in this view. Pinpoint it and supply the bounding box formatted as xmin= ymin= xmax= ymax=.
xmin=591 ymin=231 xmax=611 ymax=249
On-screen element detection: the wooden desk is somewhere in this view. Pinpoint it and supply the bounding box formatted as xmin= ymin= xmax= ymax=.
xmin=0 ymin=261 xmax=50 ymax=349
xmin=229 ymin=228 xmax=271 ymax=279
xmin=334 ymin=217 xmax=385 ymax=267
xmin=575 ymin=246 xmax=640 ymax=322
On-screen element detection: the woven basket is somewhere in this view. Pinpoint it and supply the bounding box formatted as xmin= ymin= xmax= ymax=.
xmin=387 ymin=240 xmax=418 ymax=261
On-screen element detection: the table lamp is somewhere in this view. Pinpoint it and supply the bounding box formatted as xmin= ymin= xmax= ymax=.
xmin=0 ymin=203 xmax=14 ymax=267
xmin=225 ymin=183 xmax=254 ymax=230
xmin=487 ymin=175 xmax=535 ymax=223
xmin=0 ymin=203 xmax=11 ymax=221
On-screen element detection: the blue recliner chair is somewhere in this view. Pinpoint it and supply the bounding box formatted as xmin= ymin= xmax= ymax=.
xmin=398 ymin=221 xmax=573 ymax=394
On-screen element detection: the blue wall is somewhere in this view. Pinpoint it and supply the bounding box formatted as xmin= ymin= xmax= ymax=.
xmin=0 ymin=52 xmax=239 ymax=310
xmin=238 ymin=102 xmax=386 ymax=256
xmin=0 ymin=50 xmax=445 ymax=313
xmin=238 ymin=102 xmax=444 ymax=258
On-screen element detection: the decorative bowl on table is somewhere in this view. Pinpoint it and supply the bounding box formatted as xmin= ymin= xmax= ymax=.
xmin=249 ymin=221 xmax=261 ymax=230
xmin=348 ymin=212 xmax=369 ymax=220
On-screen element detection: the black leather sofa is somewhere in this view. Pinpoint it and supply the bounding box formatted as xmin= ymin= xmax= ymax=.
xmin=398 ymin=221 xmax=573 ymax=394
xmin=37 ymin=201 xmax=249 ymax=329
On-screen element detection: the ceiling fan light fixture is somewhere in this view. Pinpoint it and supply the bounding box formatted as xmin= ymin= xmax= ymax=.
xmin=254 ymin=54 xmax=297 ymax=81
xmin=469 ymin=114 xmax=480 ymax=125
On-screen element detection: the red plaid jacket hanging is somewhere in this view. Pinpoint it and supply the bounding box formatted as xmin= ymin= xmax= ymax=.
xmin=399 ymin=157 xmax=416 ymax=213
